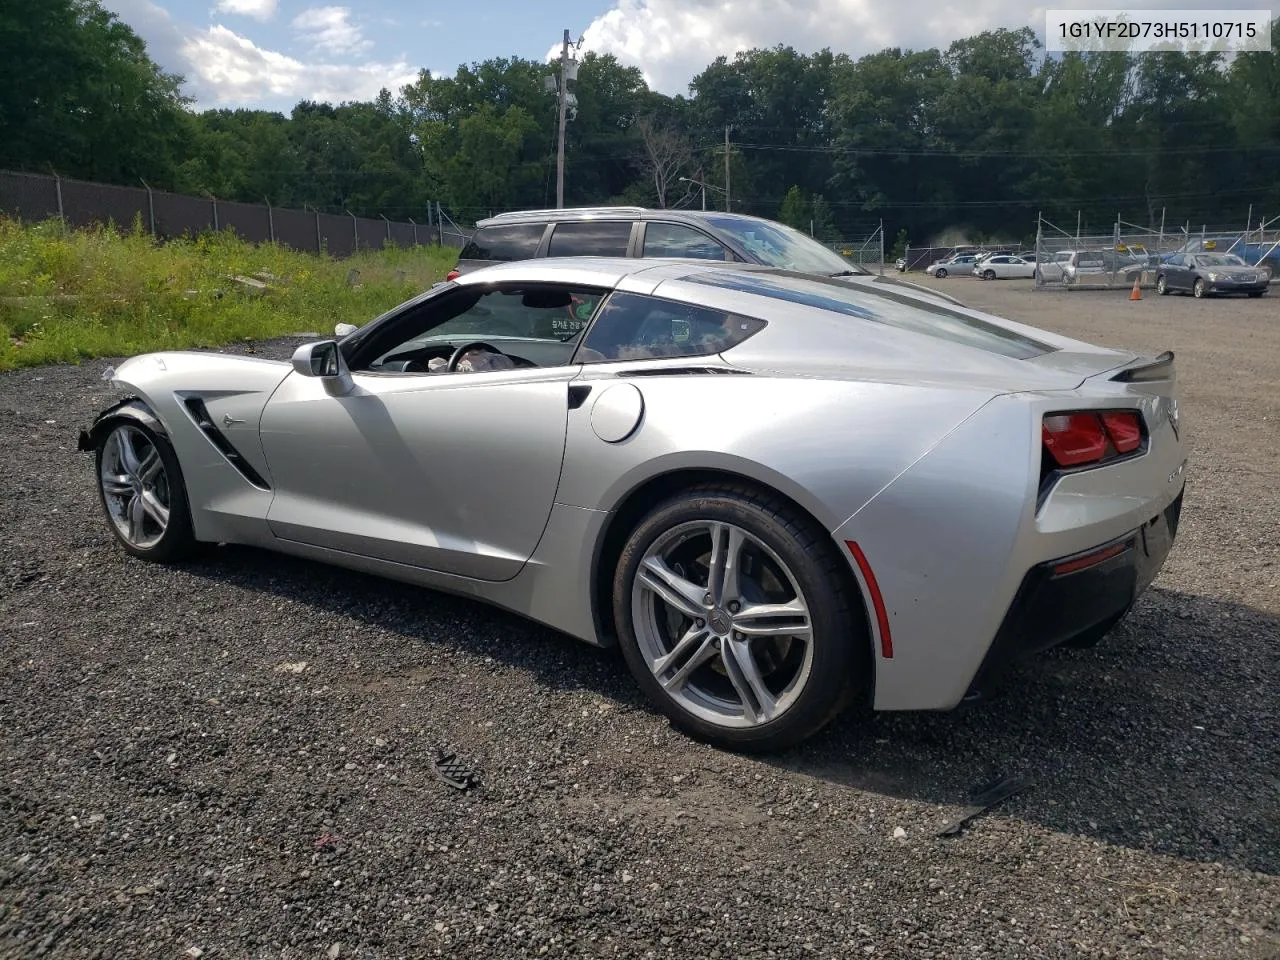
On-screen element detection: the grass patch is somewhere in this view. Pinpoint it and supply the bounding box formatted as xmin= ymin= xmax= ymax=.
xmin=0 ymin=216 xmax=458 ymax=372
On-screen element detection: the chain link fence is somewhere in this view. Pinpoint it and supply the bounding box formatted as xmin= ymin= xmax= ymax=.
xmin=1033 ymin=211 xmax=1280 ymax=290
xmin=0 ymin=169 xmax=466 ymax=256
xmin=828 ymin=221 xmax=885 ymax=274
xmin=898 ymin=242 xmax=1028 ymax=273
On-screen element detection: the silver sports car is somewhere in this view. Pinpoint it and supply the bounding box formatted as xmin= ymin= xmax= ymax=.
xmin=78 ymin=258 xmax=1187 ymax=751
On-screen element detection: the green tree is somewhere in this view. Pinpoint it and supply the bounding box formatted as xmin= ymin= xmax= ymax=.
xmin=891 ymin=227 xmax=909 ymax=259
xmin=777 ymin=186 xmax=810 ymax=230
xmin=810 ymin=195 xmax=840 ymax=243
xmin=0 ymin=0 xmax=189 ymax=185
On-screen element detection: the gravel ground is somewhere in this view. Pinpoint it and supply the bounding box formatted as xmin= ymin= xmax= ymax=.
xmin=2 ymin=283 xmax=1278 ymax=960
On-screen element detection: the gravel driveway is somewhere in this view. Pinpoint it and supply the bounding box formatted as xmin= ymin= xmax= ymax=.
xmin=3 ymin=283 xmax=1278 ymax=959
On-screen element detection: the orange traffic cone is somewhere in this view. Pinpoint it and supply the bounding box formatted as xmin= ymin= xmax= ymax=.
xmin=1130 ymin=276 xmax=1142 ymax=301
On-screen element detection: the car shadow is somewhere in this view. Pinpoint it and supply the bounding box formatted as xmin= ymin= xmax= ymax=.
xmin=180 ymin=544 xmax=1278 ymax=877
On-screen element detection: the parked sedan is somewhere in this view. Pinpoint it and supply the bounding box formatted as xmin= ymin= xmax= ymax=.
xmin=925 ymin=254 xmax=980 ymax=277
xmin=1157 ymin=252 xmax=1269 ymax=298
xmin=973 ymin=255 xmax=1037 ymax=280
xmin=77 ymin=258 xmax=1186 ymax=753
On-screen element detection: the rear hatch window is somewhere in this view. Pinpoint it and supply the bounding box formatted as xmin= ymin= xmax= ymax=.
xmin=459 ymin=223 xmax=546 ymax=261
xmin=684 ymin=269 xmax=1055 ymax=359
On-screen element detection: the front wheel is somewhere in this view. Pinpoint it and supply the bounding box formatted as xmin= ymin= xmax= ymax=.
xmin=1193 ymin=278 xmax=1206 ymax=298
xmin=613 ymin=484 xmax=867 ymax=752
xmin=95 ymin=419 xmax=197 ymax=562
xmin=935 ymin=268 xmax=948 ymax=278
xmin=1248 ymin=290 xmax=1264 ymax=298
xmin=983 ymin=269 xmax=996 ymax=280
xmin=1157 ymin=275 xmax=1169 ymax=295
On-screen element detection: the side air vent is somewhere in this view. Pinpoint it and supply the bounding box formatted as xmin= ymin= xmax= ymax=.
xmin=182 ymin=397 xmax=271 ymax=490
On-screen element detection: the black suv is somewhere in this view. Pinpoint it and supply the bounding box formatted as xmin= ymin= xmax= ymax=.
xmin=448 ymin=207 xmax=872 ymax=280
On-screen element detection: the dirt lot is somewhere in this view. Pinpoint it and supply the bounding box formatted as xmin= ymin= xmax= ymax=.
xmin=2 ymin=279 xmax=1277 ymax=959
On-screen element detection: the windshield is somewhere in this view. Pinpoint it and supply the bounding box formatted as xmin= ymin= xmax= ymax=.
xmin=701 ymin=215 xmax=870 ymax=276
xmin=1197 ymin=254 xmax=1245 ymax=267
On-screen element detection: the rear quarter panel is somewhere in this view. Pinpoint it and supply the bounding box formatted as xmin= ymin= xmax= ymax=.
xmin=555 ymin=371 xmax=998 ymax=534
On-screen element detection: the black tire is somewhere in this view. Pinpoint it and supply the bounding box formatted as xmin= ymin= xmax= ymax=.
xmin=612 ymin=482 xmax=869 ymax=752
xmin=94 ymin=417 xmax=199 ymax=563
xmin=1193 ymin=278 xmax=1206 ymax=298
xmin=1156 ymin=275 xmax=1169 ymax=295
xmin=935 ymin=268 xmax=948 ymax=278
xmin=982 ymin=269 xmax=996 ymax=280
xmin=1248 ymin=291 xmax=1264 ymax=298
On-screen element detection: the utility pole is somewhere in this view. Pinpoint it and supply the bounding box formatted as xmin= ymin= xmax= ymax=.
xmin=556 ymin=29 xmax=570 ymax=209
xmin=723 ymin=126 xmax=731 ymax=211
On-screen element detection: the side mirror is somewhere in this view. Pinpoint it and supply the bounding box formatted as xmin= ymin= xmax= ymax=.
xmin=334 ymin=322 xmax=358 ymax=337
xmin=291 ymin=340 xmax=354 ymax=396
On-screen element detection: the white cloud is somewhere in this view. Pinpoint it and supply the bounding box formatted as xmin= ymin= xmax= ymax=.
xmin=102 ymin=0 xmax=191 ymax=74
xmin=563 ymin=0 xmax=1237 ymax=95
xmin=182 ymin=25 xmax=417 ymax=106
xmin=212 ymin=0 xmax=278 ymax=22
xmin=290 ymin=5 xmax=372 ymax=56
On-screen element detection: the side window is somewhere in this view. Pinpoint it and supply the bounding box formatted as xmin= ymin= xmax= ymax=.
xmin=642 ymin=222 xmax=729 ymax=261
xmin=1166 ymin=254 xmax=1183 ymax=266
xmin=575 ymin=291 xmax=766 ymax=363
xmin=459 ymin=223 xmax=546 ymax=262
xmin=546 ymin=220 xmax=634 ymax=258
xmin=354 ymin=285 xmax=608 ymax=374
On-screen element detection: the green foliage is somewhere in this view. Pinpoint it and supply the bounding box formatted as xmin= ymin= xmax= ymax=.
xmin=2 ymin=1 xmax=1278 ymax=248
xmin=0 ymin=0 xmax=190 ymax=186
xmin=892 ymin=228 xmax=909 ymax=259
xmin=0 ymin=217 xmax=455 ymax=371
xmin=777 ymin=186 xmax=810 ymax=230
xmin=810 ymin=196 xmax=840 ymax=243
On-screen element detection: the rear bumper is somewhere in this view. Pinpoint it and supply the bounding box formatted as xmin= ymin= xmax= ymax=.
xmin=966 ymin=486 xmax=1183 ymax=697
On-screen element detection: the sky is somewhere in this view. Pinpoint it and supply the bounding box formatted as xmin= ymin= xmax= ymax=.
xmin=104 ymin=0 xmax=1278 ymax=112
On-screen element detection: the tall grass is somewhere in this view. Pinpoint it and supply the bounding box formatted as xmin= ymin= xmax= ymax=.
xmin=0 ymin=217 xmax=457 ymax=371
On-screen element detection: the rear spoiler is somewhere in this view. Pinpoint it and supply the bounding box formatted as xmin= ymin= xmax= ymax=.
xmin=1110 ymin=350 xmax=1175 ymax=383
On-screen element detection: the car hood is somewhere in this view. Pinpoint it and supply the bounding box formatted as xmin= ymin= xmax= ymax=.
xmin=107 ymin=349 xmax=294 ymax=400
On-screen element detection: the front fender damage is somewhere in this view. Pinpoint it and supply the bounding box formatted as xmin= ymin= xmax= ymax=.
xmin=76 ymin=396 xmax=167 ymax=452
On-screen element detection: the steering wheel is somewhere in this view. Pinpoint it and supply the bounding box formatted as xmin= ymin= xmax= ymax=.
xmin=447 ymin=340 xmax=505 ymax=372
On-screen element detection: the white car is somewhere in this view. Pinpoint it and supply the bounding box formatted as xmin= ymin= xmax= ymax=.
xmin=973 ymin=255 xmax=1038 ymax=280
xmin=926 ymin=254 xmax=980 ymax=278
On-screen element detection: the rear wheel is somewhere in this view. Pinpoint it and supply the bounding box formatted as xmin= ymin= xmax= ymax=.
xmin=613 ymin=484 xmax=867 ymax=752
xmin=1248 ymin=290 xmax=1264 ymax=298
xmin=95 ymin=420 xmax=197 ymax=563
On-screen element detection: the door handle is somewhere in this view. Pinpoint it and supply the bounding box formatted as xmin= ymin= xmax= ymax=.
xmin=568 ymin=385 xmax=592 ymax=409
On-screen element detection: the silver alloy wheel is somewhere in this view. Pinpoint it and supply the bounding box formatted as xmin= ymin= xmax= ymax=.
xmin=99 ymin=424 xmax=171 ymax=549
xmin=1193 ymin=279 xmax=1205 ymax=298
xmin=1157 ymin=275 xmax=1167 ymax=295
xmin=631 ymin=520 xmax=815 ymax=728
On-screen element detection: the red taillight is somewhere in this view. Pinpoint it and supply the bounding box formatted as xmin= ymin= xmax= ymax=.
xmin=1042 ymin=409 xmax=1144 ymax=469
xmin=446 ymin=269 xmax=461 ymax=281
xmin=1100 ymin=411 xmax=1141 ymax=453
xmin=1042 ymin=413 xmax=1107 ymax=466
